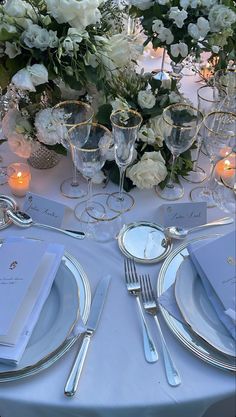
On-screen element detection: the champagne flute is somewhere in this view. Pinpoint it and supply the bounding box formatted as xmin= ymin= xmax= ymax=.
xmin=190 ymin=111 xmax=236 ymax=207
xmin=52 ymin=100 xmax=94 ymax=199
xmin=0 ymin=89 xmax=7 ymax=186
xmin=107 ymin=109 xmax=142 ymax=213
xmin=155 ymin=103 xmax=203 ymax=200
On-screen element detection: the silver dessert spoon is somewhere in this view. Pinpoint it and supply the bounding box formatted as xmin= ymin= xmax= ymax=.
xmin=165 ymin=216 xmax=233 ymax=240
xmin=6 ymin=209 xmax=85 ymax=240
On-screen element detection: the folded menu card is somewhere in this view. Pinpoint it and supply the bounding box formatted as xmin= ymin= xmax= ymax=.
xmin=188 ymin=231 xmax=236 ymax=341
xmin=0 ymin=239 xmax=64 ymax=365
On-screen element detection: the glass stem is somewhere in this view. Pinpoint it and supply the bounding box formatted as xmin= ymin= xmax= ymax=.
xmin=87 ymin=178 xmax=93 ymax=208
xmin=167 ymin=153 xmax=178 ymax=188
xmin=119 ymin=167 xmax=126 ymax=201
xmin=160 ymin=48 xmax=166 ymax=80
xmin=205 ymin=161 xmax=216 ymax=191
xmin=71 ymin=163 xmax=79 ymax=186
xmin=192 ymin=135 xmax=203 ymax=171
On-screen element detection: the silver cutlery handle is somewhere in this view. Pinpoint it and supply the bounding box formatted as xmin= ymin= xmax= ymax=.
xmin=135 ymin=296 xmax=158 ymax=363
xmin=189 ymin=217 xmax=233 ymax=233
xmin=154 ymin=315 xmax=181 ymax=387
xmin=64 ymin=334 xmax=91 ymax=396
xmin=34 ymin=222 xmax=85 ymax=239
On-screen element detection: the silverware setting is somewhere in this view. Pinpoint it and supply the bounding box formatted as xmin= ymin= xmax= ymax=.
xmin=124 ymin=258 xmax=158 ymax=363
xmin=65 ymin=274 xmax=111 ymax=397
xmin=140 ymin=274 xmax=181 ymax=387
xmin=165 ymin=216 xmax=233 ymax=240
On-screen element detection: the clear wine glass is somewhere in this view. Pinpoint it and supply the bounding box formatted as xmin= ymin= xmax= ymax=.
xmin=213 ymin=170 xmax=236 ymax=215
xmin=0 ymin=89 xmax=7 ymax=186
xmin=52 ymin=100 xmax=94 ymax=199
xmin=190 ymin=111 xmax=236 ymax=207
xmin=107 ymin=109 xmax=142 ymax=213
xmin=183 ymin=86 xmax=227 ymax=184
xmin=214 ymin=69 xmax=236 ymax=113
xmin=155 ymin=103 xmax=203 ymax=200
xmin=71 ymin=123 xmax=115 ymax=238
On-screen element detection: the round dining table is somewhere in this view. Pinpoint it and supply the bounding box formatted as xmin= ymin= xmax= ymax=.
xmin=0 ymin=62 xmax=235 ymax=417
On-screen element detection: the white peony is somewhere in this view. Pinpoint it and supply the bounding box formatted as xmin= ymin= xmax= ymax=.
xmin=27 ymin=64 xmax=48 ymax=86
xmin=152 ymin=19 xmax=164 ymax=33
xmin=129 ymin=0 xmax=154 ymax=10
xmin=158 ymin=28 xmax=174 ymax=45
xmin=46 ymin=0 xmax=102 ymax=30
xmin=138 ymin=90 xmax=156 ymax=109
xmin=208 ymin=5 xmax=236 ymax=32
xmin=21 ymin=23 xmax=58 ymax=51
xmin=169 ymin=7 xmax=188 ymax=29
xmin=170 ymin=42 xmax=188 ymax=58
xmin=35 ymin=108 xmax=62 ymax=146
xmin=127 ymin=151 xmax=167 ymax=189
xmin=5 ymin=41 xmax=21 ymax=58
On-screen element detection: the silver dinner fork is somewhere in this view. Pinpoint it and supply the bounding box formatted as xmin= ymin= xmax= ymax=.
xmin=124 ymin=258 xmax=158 ymax=363
xmin=140 ymin=274 xmax=181 ymax=387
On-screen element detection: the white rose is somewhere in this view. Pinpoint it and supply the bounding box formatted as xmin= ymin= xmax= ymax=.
xmin=188 ymin=23 xmax=200 ymax=40
xmin=12 ymin=68 xmax=36 ymax=92
xmin=27 ymin=64 xmax=48 ymax=86
xmin=152 ymin=19 xmax=164 ymax=33
xmin=138 ymin=90 xmax=156 ymax=109
xmin=170 ymin=42 xmax=188 ymax=58
xmin=111 ymin=97 xmax=130 ymax=112
xmin=5 ymin=41 xmax=21 ymax=58
xmin=169 ymin=7 xmax=188 ymax=29
xmin=197 ymin=17 xmax=210 ymax=38
xmin=138 ymin=125 xmax=156 ymax=144
xmin=149 ymin=116 xmax=164 ymax=146
xmin=169 ymin=91 xmax=182 ymax=103
xmin=129 ymin=0 xmax=154 ymax=10
xmin=62 ymin=28 xmax=83 ymax=55
xmin=127 ymin=151 xmax=167 ymax=189
xmin=158 ymin=28 xmax=174 ymax=45
xmin=22 ymin=23 xmax=58 ymax=50
xmin=208 ymin=5 xmax=236 ymax=32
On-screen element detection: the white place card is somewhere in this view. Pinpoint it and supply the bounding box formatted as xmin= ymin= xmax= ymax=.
xmin=23 ymin=192 xmax=66 ymax=227
xmin=158 ymin=202 xmax=207 ymax=228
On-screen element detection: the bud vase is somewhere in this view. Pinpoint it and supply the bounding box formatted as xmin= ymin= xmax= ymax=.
xmin=28 ymin=142 xmax=61 ymax=169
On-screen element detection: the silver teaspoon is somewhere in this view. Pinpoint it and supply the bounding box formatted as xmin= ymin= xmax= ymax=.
xmin=6 ymin=209 xmax=85 ymax=240
xmin=165 ymin=216 xmax=234 ymax=240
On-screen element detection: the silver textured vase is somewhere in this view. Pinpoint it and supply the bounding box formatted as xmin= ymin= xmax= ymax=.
xmin=28 ymin=142 xmax=61 ymax=169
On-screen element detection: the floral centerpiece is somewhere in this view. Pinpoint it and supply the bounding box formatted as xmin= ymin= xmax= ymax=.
xmin=0 ymin=0 xmax=137 ymax=158
xmin=129 ymin=0 xmax=236 ymax=65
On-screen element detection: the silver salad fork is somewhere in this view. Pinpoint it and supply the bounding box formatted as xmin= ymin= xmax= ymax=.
xmin=140 ymin=274 xmax=181 ymax=386
xmin=124 ymin=258 xmax=158 ymax=363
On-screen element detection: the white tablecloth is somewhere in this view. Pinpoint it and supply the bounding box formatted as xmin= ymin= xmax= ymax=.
xmin=0 ymin=68 xmax=235 ymax=417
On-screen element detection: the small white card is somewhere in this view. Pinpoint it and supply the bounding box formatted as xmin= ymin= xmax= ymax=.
xmin=0 ymin=241 xmax=48 ymax=337
xmin=23 ymin=192 xmax=66 ymax=228
xmin=159 ymin=202 xmax=207 ymax=228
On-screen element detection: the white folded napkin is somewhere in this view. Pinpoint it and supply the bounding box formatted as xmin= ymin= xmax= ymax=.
xmin=0 ymin=237 xmax=64 ymax=365
xmin=188 ymin=231 xmax=236 ymax=341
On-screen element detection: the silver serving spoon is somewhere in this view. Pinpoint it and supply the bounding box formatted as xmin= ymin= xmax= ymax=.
xmin=6 ymin=209 xmax=85 ymax=240
xmin=165 ymin=216 xmax=234 ymax=240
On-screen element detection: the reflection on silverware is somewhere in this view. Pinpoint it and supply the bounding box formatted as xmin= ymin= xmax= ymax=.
xmin=165 ymin=217 xmax=233 ymax=240
xmin=124 ymin=258 xmax=158 ymax=363
xmin=64 ymin=275 xmax=111 ymax=397
xmin=6 ymin=209 xmax=85 ymax=240
xmin=140 ymin=274 xmax=181 ymax=387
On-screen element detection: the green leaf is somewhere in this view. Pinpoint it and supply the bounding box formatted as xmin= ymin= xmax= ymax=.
xmin=45 ymin=143 xmax=67 ymax=156
xmin=0 ymin=27 xmax=17 ymax=42
xmin=96 ymin=104 xmax=112 ymax=127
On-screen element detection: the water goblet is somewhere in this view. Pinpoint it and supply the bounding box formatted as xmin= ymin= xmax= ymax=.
xmin=212 ymin=170 xmax=236 ymax=215
xmin=107 ymin=109 xmax=142 ymax=213
xmin=183 ymin=86 xmax=227 ymax=184
xmin=155 ymin=103 xmax=203 ymax=200
xmin=71 ymin=123 xmax=115 ymax=239
xmin=214 ymin=69 xmax=236 ymax=112
xmin=190 ymin=111 xmax=236 ymax=207
xmin=52 ymin=100 xmax=94 ymax=199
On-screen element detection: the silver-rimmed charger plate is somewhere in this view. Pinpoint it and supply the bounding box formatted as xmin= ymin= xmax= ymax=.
xmin=118 ymin=221 xmax=172 ymax=264
xmin=157 ymin=234 xmax=236 ymax=372
xmin=0 ymin=238 xmax=91 ymax=382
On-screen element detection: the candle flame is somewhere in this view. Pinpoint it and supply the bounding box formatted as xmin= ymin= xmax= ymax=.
xmin=17 ymin=172 xmax=22 ymax=178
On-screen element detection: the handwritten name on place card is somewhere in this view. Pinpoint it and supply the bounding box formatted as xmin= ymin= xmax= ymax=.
xmin=159 ymin=202 xmax=207 ymax=228
xmin=23 ymin=192 xmax=66 ymax=227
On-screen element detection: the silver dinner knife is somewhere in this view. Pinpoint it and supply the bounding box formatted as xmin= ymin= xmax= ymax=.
xmin=64 ymin=274 xmax=111 ymax=396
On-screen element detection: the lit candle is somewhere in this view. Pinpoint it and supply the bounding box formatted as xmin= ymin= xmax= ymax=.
xmin=216 ymin=152 xmax=236 ymax=189
xmin=7 ymin=163 xmax=31 ymax=197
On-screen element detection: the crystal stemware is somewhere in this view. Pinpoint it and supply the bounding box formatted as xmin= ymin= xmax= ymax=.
xmin=0 ymin=89 xmax=7 ymax=186
xmin=214 ymin=69 xmax=236 ymax=112
xmin=155 ymin=103 xmax=203 ymax=200
xmin=190 ymin=111 xmax=236 ymax=207
xmin=52 ymin=100 xmax=94 ymax=199
xmin=183 ymin=86 xmax=227 ymax=184
xmin=107 ymin=109 xmax=142 ymax=213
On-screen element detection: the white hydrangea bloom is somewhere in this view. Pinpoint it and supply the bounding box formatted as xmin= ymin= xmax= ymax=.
xmin=180 ymin=0 xmax=199 ymax=9
xmin=169 ymin=7 xmax=188 ymax=28
xmin=152 ymin=19 xmax=164 ymax=33
xmin=170 ymin=42 xmax=188 ymax=58
xmin=188 ymin=17 xmax=210 ymax=39
xmin=158 ymin=28 xmax=174 ymax=45
xmin=208 ymin=5 xmax=236 ymax=32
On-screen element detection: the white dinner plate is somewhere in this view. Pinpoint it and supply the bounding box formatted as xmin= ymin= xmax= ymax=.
xmin=0 ymin=238 xmax=91 ymax=382
xmin=175 ymin=258 xmax=236 ymax=357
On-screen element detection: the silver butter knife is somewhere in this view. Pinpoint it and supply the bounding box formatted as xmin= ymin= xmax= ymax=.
xmin=64 ymin=274 xmax=111 ymax=396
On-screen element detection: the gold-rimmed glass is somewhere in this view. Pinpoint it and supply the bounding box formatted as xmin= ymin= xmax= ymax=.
xmin=52 ymin=100 xmax=94 ymax=199
xmin=107 ymin=109 xmax=142 ymax=213
xmin=156 ymin=103 xmax=203 ymax=200
xmin=190 ymin=111 xmax=236 ymax=207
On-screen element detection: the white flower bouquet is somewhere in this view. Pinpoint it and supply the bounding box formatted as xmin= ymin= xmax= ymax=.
xmin=129 ymin=0 xmax=236 ymax=64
